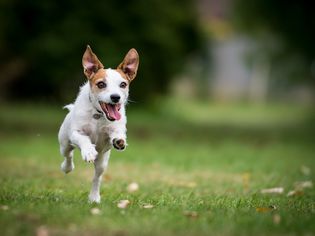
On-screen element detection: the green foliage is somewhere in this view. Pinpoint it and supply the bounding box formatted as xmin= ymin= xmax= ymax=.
xmin=232 ymin=0 xmax=315 ymax=84
xmin=0 ymin=0 xmax=204 ymax=102
xmin=233 ymin=0 xmax=315 ymax=59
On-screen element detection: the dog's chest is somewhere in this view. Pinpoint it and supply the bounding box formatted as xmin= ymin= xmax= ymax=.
xmin=82 ymin=119 xmax=111 ymax=152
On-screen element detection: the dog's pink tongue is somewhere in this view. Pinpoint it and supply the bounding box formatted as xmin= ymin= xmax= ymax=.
xmin=107 ymin=104 xmax=121 ymax=120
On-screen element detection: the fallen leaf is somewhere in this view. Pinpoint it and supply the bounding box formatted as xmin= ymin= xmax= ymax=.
xmin=300 ymin=166 xmax=311 ymax=176
xmin=287 ymin=190 xmax=304 ymax=197
xmin=270 ymin=205 xmax=277 ymax=210
xmin=127 ymin=182 xmax=139 ymax=193
xmin=117 ymin=200 xmax=130 ymax=209
xmin=261 ymin=187 xmax=284 ymax=194
xmin=90 ymin=207 xmax=101 ymax=215
xmin=273 ymin=214 xmax=281 ymax=225
xmin=1 ymin=205 xmax=9 ymax=211
xmin=294 ymin=181 xmax=313 ymax=190
xmin=256 ymin=205 xmax=277 ymax=213
xmin=36 ymin=225 xmax=49 ymax=236
xmin=183 ymin=211 xmax=198 ymax=218
xmin=142 ymin=204 xmax=154 ymax=209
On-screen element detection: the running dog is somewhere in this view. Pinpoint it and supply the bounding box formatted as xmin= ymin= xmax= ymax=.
xmin=58 ymin=46 xmax=139 ymax=203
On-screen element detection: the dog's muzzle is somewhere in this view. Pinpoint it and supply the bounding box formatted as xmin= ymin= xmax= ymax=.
xmin=99 ymin=102 xmax=121 ymax=121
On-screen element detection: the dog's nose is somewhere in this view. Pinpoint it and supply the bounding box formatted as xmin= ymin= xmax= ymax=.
xmin=110 ymin=94 xmax=121 ymax=103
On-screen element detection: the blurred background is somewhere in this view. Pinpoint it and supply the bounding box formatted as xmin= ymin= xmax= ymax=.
xmin=0 ymin=0 xmax=314 ymax=104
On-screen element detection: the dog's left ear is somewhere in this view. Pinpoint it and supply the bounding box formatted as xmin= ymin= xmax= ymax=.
xmin=117 ymin=49 xmax=139 ymax=81
xmin=82 ymin=45 xmax=104 ymax=79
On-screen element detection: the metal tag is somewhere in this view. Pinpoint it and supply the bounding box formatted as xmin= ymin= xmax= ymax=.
xmin=93 ymin=114 xmax=102 ymax=120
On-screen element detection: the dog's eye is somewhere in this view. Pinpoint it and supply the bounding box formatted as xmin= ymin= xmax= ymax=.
xmin=96 ymin=81 xmax=106 ymax=89
xmin=120 ymin=82 xmax=127 ymax=88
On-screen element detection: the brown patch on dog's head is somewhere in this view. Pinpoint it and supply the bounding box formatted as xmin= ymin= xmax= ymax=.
xmin=82 ymin=46 xmax=139 ymax=84
xmin=89 ymin=69 xmax=107 ymax=92
xmin=82 ymin=45 xmax=104 ymax=79
xmin=117 ymin=48 xmax=139 ymax=82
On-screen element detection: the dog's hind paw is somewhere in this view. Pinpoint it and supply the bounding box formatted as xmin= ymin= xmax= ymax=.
xmin=81 ymin=145 xmax=98 ymax=163
xmin=113 ymin=138 xmax=126 ymax=151
xmin=61 ymin=161 xmax=75 ymax=174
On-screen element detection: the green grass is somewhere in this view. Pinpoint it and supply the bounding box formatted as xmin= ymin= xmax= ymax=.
xmin=0 ymin=100 xmax=314 ymax=236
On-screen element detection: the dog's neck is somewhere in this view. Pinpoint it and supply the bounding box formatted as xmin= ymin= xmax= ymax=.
xmin=87 ymin=92 xmax=104 ymax=120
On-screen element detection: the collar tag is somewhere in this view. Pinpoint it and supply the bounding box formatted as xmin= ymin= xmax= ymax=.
xmin=93 ymin=113 xmax=102 ymax=120
xmin=93 ymin=109 xmax=104 ymax=119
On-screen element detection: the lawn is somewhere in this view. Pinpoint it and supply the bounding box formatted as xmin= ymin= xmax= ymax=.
xmin=0 ymin=99 xmax=314 ymax=236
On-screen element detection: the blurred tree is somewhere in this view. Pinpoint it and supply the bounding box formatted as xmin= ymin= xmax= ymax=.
xmin=0 ymin=0 xmax=204 ymax=103
xmin=232 ymin=0 xmax=315 ymax=85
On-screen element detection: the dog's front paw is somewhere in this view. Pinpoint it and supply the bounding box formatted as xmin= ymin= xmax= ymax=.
xmin=113 ymin=138 xmax=126 ymax=151
xmin=88 ymin=192 xmax=101 ymax=204
xmin=81 ymin=145 xmax=98 ymax=163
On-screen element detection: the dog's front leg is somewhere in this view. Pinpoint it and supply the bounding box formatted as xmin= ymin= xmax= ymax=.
xmin=70 ymin=130 xmax=98 ymax=163
xmin=89 ymin=150 xmax=110 ymax=203
xmin=108 ymin=122 xmax=127 ymax=151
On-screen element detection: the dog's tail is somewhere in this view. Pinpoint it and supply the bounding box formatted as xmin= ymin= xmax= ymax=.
xmin=63 ymin=104 xmax=74 ymax=111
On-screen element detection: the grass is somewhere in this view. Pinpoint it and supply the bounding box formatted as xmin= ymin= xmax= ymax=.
xmin=0 ymin=99 xmax=314 ymax=236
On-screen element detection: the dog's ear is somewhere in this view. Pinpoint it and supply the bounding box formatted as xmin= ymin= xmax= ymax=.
xmin=82 ymin=45 xmax=104 ymax=79
xmin=117 ymin=49 xmax=139 ymax=81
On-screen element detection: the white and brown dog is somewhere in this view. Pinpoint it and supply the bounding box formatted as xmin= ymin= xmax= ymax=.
xmin=58 ymin=46 xmax=139 ymax=203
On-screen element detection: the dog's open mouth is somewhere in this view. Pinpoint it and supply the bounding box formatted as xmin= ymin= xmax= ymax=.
xmin=99 ymin=102 xmax=121 ymax=121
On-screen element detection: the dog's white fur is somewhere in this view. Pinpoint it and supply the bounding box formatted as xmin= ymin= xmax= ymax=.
xmin=58 ymin=46 xmax=139 ymax=203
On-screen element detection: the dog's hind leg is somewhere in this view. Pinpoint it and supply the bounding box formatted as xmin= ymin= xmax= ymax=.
xmin=88 ymin=150 xmax=111 ymax=203
xmin=60 ymin=142 xmax=75 ymax=174
xmin=58 ymin=116 xmax=75 ymax=174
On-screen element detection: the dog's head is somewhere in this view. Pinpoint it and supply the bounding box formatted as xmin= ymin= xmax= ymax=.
xmin=82 ymin=46 xmax=139 ymax=122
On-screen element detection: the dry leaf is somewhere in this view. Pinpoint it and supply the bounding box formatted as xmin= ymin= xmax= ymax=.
xmin=294 ymin=181 xmax=313 ymax=190
xmin=36 ymin=225 xmax=49 ymax=236
xmin=117 ymin=200 xmax=130 ymax=209
xmin=127 ymin=182 xmax=139 ymax=193
xmin=90 ymin=207 xmax=101 ymax=215
xmin=300 ymin=166 xmax=311 ymax=176
xmin=261 ymin=187 xmax=284 ymax=194
xmin=183 ymin=211 xmax=198 ymax=218
xmin=142 ymin=204 xmax=154 ymax=209
xmin=273 ymin=214 xmax=281 ymax=225
xmin=287 ymin=190 xmax=304 ymax=197
xmin=1 ymin=205 xmax=9 ymax=211
xmin=256 ymin=205 xmax=277 ymax=213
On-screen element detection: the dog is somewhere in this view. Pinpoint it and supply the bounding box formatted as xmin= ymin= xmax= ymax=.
xmin=58 ymin=45 xmax=139 ymax=203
